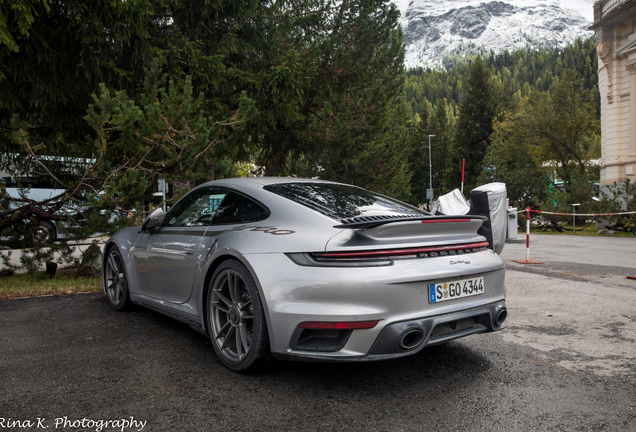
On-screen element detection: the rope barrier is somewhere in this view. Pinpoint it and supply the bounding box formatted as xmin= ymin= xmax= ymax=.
xmin=510 ymin=207 xmax=635 ymax=267
xmin=507 ymin=209 xmax=636 ymax=217
xmin=528 ymin=209 xmax=636 ymax=217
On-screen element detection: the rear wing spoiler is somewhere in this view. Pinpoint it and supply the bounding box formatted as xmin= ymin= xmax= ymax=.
xmin=333 ymin=215 xmax=488 ymax=230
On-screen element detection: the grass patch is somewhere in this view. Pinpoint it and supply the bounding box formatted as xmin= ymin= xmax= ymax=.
xmin=0 ymin=268 xmax=101 ymax=301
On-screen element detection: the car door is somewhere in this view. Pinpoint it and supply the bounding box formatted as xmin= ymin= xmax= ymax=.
xmin=133 ymin=187 xmax=228 ymax=303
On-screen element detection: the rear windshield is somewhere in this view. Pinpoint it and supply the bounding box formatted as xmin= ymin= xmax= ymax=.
xmin=263 ymin=182 xmax=428 ymax=221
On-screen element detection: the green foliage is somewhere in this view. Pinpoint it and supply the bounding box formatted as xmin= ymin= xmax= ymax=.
xmin=405 ymin=63 xmax=466 ymax=116
xmin=408 ymin=98 xmax=455 ymax=206
xmin=478 ymin=104 xmax=550 ymax=210
xmin=538 ymin=171 xmax=597 ymax=230
xmin=596 ymin=180 xmax=636 ymax=235
xmin=405 ymin=37 xmax=599 ymax=118
xmin=447 ymin=56 xmax=501 ymax=192
xmin=0 ymin=0 xmax=606 ymax=267
xmin=2 ymin=1 xmax=176 ymax=150
xmin=404 ymin=38 xmax=600 ymax=202
xmin=1 ymin=58 xmax=238 ymax=247
xmin=84 ymin=59 xmax=248 ymax=191
xmin=0 ymin=0 xmax=51 ymax=54
xmin=245 ymin=0 xmax=411 ymax=198
xmin=530 ymin=70 xmax=600 ymax=187
xmin=407 ymin=111 xmax=431 ymax=206
xmin=480 ymin=69 xmax=599 ymax=216
xmin=1 ymin=0 xmax=412 ymax=259
xmin=430 ymin=98 xmax=455 ymax=196
xmin=0 ymin=0 xmax=266 ymax=173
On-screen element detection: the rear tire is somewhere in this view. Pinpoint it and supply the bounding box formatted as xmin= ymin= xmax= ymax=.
xmin=207 ymin=260 xmax=271 ymax=372
xmin=32 ymin=220 xmax=56 ymax=245
xmin=1 ymin=220 xmax=55 ymax=248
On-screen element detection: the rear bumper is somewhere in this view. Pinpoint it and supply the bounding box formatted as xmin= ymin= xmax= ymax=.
xmin=271 ymin=300 xmax=507 ymax=362
xmin=243 ymin=250 xmax=506 ymax=360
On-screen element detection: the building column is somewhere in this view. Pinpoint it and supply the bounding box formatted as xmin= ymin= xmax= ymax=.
xmin=599 ymin=41 xmax=615 ymax=104
xmin=628 ymin=62 xmax=636 ymax=159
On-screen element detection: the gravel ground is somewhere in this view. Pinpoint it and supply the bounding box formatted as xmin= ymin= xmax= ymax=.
xmin=1 ymin=234 xmax=635 ymax=431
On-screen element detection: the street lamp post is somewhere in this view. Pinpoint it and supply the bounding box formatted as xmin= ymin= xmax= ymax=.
xmin=572 ymin=203 xmax=580 ymax=233
xmin=427 ymin=135 xmax=435 ymax=209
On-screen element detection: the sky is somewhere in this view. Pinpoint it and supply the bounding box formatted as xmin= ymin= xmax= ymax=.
xmin=559 ymin=0 xmax=594 ymax=22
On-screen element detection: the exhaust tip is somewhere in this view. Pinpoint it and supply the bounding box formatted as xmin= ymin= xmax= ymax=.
xmin=495 ymin=307 xmax=508 ymax=327
xmin=398 ymin=328 xmax=425 ymax=350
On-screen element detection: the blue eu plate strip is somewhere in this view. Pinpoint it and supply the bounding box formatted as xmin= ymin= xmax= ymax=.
xmin=429 ymin=284 xmax=436 ymax=303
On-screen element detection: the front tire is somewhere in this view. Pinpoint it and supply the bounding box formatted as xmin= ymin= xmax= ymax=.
xmin=207 ymin=260 xmax=271 ymax=372
xmin=104 ymin=247 xmax=132 ymax=310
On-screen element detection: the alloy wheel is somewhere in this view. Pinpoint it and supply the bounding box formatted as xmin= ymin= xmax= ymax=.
xmin=210 ymin=269 xmax=254 ymax=362
xmin=105 ymin=249 xmax=126 ymax=306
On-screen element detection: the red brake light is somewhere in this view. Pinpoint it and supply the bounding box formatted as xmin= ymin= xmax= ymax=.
xmin=421 ymin=218 xmax=471 ymax=224
xmin=316 ymin=242 xmax=489 ymax=259
xmin=298 ymin=321 xmax=379 ymax=330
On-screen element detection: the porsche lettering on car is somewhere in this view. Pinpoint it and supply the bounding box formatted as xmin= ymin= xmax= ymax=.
xmin=102 ymin=177 xmax=507 ymax=372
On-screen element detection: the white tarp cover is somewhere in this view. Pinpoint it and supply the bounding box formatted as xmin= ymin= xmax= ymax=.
xmin=431 ymin=188 xmax=470 ymax=215
xmin=469 ymin=182 xmax=507 ymax=254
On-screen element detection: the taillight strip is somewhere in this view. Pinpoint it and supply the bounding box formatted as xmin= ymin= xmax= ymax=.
xmin=316 ymin=242 xmax=489 ymax=259
xmin=421 ymin=218 xmax=471 ymax=224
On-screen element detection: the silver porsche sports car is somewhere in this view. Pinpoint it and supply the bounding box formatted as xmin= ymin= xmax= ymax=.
xmin=102 ymin=177 xmax=507 ymax=371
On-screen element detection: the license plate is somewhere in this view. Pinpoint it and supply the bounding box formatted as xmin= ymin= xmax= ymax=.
xmin=428 ymin=276 xmax=484 ymax=303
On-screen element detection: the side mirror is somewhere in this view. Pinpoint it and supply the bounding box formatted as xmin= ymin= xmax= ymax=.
xmin=141 ymin=208 xmax=165 ymax=231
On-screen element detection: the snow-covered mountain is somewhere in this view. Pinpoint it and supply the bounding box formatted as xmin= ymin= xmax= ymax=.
xmin=394 ymin=0 xmax=595 ymax=68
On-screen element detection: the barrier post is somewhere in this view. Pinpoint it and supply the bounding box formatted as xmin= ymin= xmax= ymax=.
xmin=514 ymin=207 xmax=542 ymax=264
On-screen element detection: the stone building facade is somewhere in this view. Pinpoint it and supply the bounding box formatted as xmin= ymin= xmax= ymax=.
xmin=592 ymin=0 xmax=636 ymax=186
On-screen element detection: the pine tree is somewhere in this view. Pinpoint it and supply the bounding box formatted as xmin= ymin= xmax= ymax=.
xmin=1 ymin=0 xmax=415 ymax=250
xmin=247 ymin=0 xmax=411 ymax=198
xmin=447 ymin=56 xmax=501 ymax=193
xmin=0 ymin=0 xmax=266 ymax=176
xmin=408 ymin=100 xmax=433 ymax=205
xmin=430 ymin=98 xmax=454 ymax=196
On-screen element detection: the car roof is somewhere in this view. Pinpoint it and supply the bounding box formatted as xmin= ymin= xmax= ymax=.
xmin=200 ymin=177 xmax=343 ymax=188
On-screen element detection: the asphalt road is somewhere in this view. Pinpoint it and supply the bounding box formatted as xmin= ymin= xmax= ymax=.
xmin=1 ymin=234 xmax=635 ymax=431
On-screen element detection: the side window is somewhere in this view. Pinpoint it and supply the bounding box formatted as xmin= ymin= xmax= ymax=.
xmin=212 ymin=192 xmax=269 ymax=225
xmin=164 ymin=188 xmax=228 ymax=227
